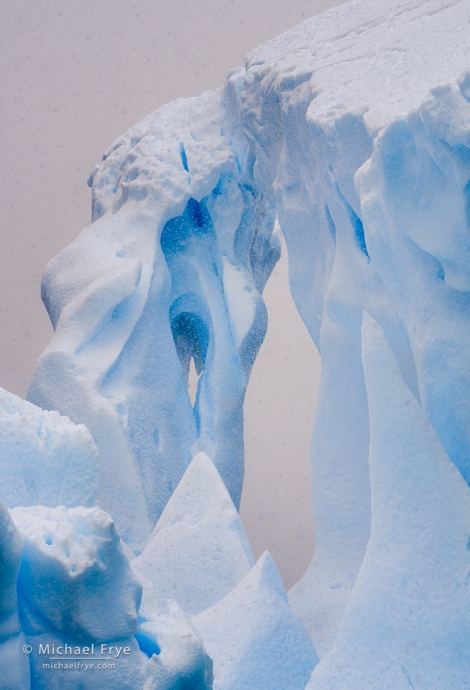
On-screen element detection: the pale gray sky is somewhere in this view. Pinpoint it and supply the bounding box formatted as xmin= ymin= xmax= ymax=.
xmin=0 ymin=0 xmax=344 ymax=588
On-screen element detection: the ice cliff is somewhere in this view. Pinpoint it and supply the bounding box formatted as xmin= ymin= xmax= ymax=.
xmin=1 ymin=0 xmax=470 ymax=687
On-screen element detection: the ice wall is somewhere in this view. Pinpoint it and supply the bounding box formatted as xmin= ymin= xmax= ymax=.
xmin=238 ymin=0 xmax=470 ymax=660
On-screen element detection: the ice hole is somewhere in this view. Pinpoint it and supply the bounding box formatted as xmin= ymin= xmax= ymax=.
xmin=170 ymin=310 xmax=208 ymax=408
xmin=188 ymin=356 xmax=200 ymax=407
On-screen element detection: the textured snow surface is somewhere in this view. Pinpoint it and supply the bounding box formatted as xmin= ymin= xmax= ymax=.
xmin=192 ymin=551 xmax=318 ymax=690
xmin=1 ymin=0 xmax=470 ymax=687
xmin=246 ymin=0 xmax=470 ymax=136
xmin=132 ymin=452 xmax=254 ymax=616
xmin=0 ymin=386 xmax=98 ymax=509
xmin=11 ymin=505 xmax=141 ymax=641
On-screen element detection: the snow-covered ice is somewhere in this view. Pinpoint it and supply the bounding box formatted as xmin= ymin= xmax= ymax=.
xmin=1 ymin=0 xmax=470 ymax=686
xmin=306 ymin=315 xmax=470 ymax=689
xmin=137 ymin=595 xmax=213 ymax=690
xmin=0 ymin=501 xmax=23 ymax=637
xmin=0 ymin=500 xmax=30 ymax=690
xmin=2 ymin=501 xmax=149 ymax=689
xmin=240 ymin=0 xmax=470 ymax=656
xmin=11 ymin=505 xmax=141 ymax=641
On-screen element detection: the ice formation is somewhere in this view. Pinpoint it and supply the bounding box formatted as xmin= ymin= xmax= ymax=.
xmin=12 ymin=505 xmax=142 ymax=641
xmin=1 ymin=0 xmax=470 ymax=687
xmin=0 ymin=501 xmax=30 ymax=690
xmin=27 ymin=74 xmax=280 ymax=552
xmin=242 ymin=0 xmax=470 ymax=661
xmin=306 ymin=315 xmax=470 ymax=689
xmin=136 ymin=595 xmax=213 ymax=690
xmin=0 ymin=496 xmax=216 ymax=689
xmin=132 ymin=452 xmax=254 ymax=616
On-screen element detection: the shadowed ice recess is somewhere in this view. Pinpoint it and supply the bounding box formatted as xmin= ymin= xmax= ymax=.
xmin=1 ymin=0 xmax=470 ymax=687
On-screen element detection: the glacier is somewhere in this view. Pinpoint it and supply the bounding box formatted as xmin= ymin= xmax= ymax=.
xmin=1 ymin=0 xmax=470 ymax=687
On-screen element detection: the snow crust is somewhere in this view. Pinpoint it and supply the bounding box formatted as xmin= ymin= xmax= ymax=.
xmin=246 ymin=0 xmax=470 ymax=136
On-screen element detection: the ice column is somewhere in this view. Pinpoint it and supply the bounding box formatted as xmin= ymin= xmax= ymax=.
xmin=27 ymin=70 xmax=279 ymax=551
